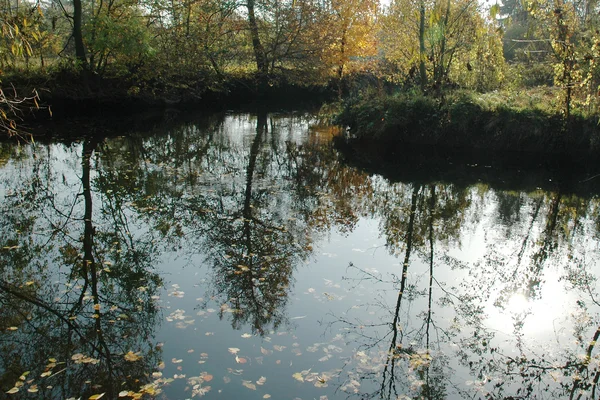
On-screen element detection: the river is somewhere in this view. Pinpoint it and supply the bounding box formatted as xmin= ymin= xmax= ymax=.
xmin=1 ymin=111 xmax=600 ymax=399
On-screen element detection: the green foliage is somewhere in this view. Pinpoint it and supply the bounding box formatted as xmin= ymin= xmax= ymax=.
xmin=337 ymin=88 xmax=600 ymax=153
xmin=505 ymin=62 xmax=554 ymax=88
xmin=85 ymin=11 xmax=154 ymax=75
xmin=337 ymin=89 xmax=441 ymax=138
xmin=450 ymin=22 xmax=506 ymax=91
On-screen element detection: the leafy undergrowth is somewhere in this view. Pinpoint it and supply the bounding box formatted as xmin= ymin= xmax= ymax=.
xmin=336 ymin=89 xmax=600 ymax=156
xmin=2 ymin=68 xmax=336 ymax=120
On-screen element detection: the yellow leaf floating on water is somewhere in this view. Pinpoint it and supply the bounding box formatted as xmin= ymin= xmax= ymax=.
xmin=6 ymin=387 xmax=19 ymax=394
xmin=292 ymin=372 xmax=304 ymax=382
xmin=27 ymin=385 xmax=38 ymax=393
xmin=7 ymin=327 xmax=18 ymax=331
xmin=261 ymin=347 xmax=272 ymax=355
xmin=228 ymin=348 xmax=240 ymax=354
xmin=242 ymin=380 xmax=256 ymax=390
xmin=263 ymin=395 xmax=271 ymax=399
xmin=241 ymin=333 xmax=252 ymax=338
xmin=118 ymin=391 xmax=130 ymax=397
xmin=89 ymin=393 xmax=105 ymax=399
xmin=124 ymin=351 xmax=142 ymax=362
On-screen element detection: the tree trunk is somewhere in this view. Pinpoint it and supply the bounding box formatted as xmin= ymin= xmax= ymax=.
xmin=419 ymin=0 xmax=427 ymax=90
xmin=247 ymin=0 xmax=268 ymax=79
xmin=435 ymin=0 xmax=451 ymax=91
xmin=337 ymin=27 xmax=347 ymax=98
xmin=73 ymin=0 xmax=87 ymax=68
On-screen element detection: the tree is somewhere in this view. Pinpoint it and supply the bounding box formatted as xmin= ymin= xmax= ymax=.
xmin=247 ymin=0 xmax=268 ymax=78
xmin=321 ymin=0 xmax=379 ymax=94
xmin=381 ymin=0 xmax=492 ymax=91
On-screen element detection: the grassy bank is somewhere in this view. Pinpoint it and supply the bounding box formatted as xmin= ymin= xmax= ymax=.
xmin=335 ymin=89 xmax=600 ymax=157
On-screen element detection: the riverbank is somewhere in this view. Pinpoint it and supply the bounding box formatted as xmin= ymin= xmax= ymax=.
xmin=3 ymin=69 xmax=336 ymax=123
xmin=335 ymin=89 xmax=600 ymax=158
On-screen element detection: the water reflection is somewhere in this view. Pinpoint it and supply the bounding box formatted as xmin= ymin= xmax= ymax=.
xmin=0 ymin=138 xmax=163 ymax=398
xmin=1 ymin=113 xmax=600 ymax=398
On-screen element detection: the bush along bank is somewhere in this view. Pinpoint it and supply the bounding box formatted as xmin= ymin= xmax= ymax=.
xmin=335 ymin=90 xmax=600 ymax=158
xmin=4 ymin=69 xmax=337 ymax=122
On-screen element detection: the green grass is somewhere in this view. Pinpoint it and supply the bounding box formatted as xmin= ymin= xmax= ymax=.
xmin=336 ymin=88 xmax=600 ymax=156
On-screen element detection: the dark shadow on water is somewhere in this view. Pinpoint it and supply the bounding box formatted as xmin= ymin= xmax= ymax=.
xmin=335 ymin=137 xmax=600 ymax=197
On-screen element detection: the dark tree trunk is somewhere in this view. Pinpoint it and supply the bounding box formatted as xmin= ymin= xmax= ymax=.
xmin=73 ymin=0 xmax=87 ymax=68
xmin=419 ymin=0 xmax=427 ymax=90
xmin=247 ymin=0 xmax=268 ymax=81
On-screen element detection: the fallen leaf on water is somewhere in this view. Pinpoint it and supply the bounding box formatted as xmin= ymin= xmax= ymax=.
xmin=227 ymin=368 xmax=244 ymax=375
xmin=242 ymin=380 xmax=256 ymax=390
xmin=193 ymin=386 xmax=211 ymax=396
xmin=228 ymin=348 xmax=240 ymax=355
xmin=118 ymin=391 xmax=130 ymax=397
xmin=257 ymin=376 xmax=266 ymax=385
xmin=171 ymin=358 xmax=183 ymax=364
xmin=241 ymin=333 xmax=252 ymax=338
xmin=292 ymin=372 xmax=304 ymax=382
xmin=203 ymin=374 xmax=213 ymax=382
xmin=235 ymin=356 xmax=247 ymax=364
xmin=6 ymin=387 xmax=19 ymax=394
xmin=263 ymin=395 xmax=271 ymax=399
xmin=273 ymin=345 xmax=286 ymax=352
xmin=124 ymin=351 xmax=142 ymax=362
xmin=261 ymin=347 xmax=272 ymax=355
xmin=27 ymin=385 xmax=38 ymax=393
xmin=89 ymin=393 xmax=105 ymax=399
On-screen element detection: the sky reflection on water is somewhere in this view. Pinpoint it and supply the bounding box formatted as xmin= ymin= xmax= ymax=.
xmin=0 ymin=112 xmax=600 ymax=399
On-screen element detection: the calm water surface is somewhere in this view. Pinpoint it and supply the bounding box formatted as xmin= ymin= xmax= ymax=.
xmin=1 ymin=112 xmax=600 ymax=399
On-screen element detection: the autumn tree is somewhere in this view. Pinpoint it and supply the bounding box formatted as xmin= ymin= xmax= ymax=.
xmin=381 ymin=0 xmax=498 ymax=91
xmin=320 ymin=0 xmax=379 ymax=94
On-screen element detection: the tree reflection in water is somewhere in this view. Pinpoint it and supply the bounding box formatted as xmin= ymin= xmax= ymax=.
xmin=328 ymin=172 xmax=600 ymax=399
xmin=2 ymin=115 xmax=600 ymax=399
xmin=0 ymin=138 xmax=163 ymax=398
